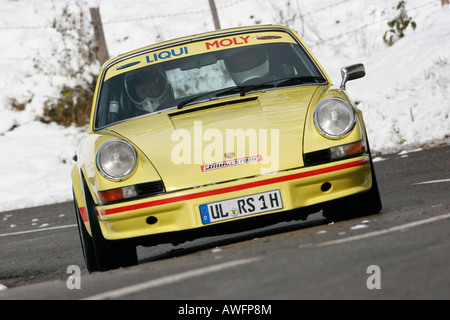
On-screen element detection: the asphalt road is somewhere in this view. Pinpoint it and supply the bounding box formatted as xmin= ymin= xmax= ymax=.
xmin=0 ymin=145 xmax=449 ymax=301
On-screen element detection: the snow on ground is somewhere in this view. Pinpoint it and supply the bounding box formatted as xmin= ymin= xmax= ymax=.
xmin=0 ymin=0 xmax=449 ymax=212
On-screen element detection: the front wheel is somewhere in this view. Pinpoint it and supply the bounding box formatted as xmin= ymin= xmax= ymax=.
xmin=322 ymin=156 xmax=382 ymax=221
xmin=80 ymin=182 xmax=138 ymax=272
xmin=73 ymin=193 xmax=99 ymax=272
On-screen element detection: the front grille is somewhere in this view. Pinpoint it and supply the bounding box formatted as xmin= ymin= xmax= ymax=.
xmin=135 ymin=180 xmax=165 ymax=197
xmin=303 ymin=149 xmax=330 ymax=166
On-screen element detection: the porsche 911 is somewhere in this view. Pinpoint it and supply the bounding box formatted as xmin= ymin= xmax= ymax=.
xmin=71 ymin=25 xmax=382 ymax=271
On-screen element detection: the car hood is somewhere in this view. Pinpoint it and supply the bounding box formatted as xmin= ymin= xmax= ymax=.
xmin=109 ymin=86 xmax=320 ymax=192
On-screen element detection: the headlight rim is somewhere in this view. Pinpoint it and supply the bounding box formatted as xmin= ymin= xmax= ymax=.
xmin=96 ymin=139 xmax=138 ymax=181
xmin=313 ymin=97 xmax=357 ymax=139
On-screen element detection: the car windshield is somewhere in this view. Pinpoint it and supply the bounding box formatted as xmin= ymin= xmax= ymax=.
xmin=94 ymin=31 xmax=326 ymax=129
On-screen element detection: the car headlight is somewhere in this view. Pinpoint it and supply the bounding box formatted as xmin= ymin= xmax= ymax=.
xmin=313 ymin=98 xmax=356 ymax=138
xmin=96 ymin=139 xmax=137 ymax=180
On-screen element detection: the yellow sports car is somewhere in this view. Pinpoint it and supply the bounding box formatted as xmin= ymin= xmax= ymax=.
xmin=72 ymin=25 xmax=381 ymax=271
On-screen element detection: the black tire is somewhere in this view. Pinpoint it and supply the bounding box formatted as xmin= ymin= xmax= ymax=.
xmin=82 ymin=181 xmax=138 ymax=272
xmin=73 ymin=192 xmax=99 ymax=272
xmin=322 ymin=142 xmax=382 ymax=221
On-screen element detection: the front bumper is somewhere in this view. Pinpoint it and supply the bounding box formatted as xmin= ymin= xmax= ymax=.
xmin=94 ymin=156 xmax=372 ymax=241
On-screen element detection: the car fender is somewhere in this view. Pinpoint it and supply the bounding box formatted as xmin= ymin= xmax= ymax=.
xmin=71 ymin=164 xmax=93 ymax=236
xmin=75 ymin=130 xmax=164 ymax=206
xmin=303 ymin=85 xmax=366 ymax=154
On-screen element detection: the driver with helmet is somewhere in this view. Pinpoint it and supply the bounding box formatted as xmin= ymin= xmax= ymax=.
xmin=124 ymin=67 xmax=170 ymax=114
xmin=223 ymin=46 xmax=270 ymax=85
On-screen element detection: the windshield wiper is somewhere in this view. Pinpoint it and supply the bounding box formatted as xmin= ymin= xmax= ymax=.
xmin=177 ymin=87 xmax=244 ymax=109
xmin=176 ymin=76 xmax=326 ymax=109
xmin=177 ymin=91 xmax=217 ymax=109
xmin=236 ymin=76 xmax=326 ymax=97
xmin=177 ymin=85 xmax=264 ymax=109
xmin=234 ymin=82 xmax=277 ymax=97
xmin=276 ymin=76 xmax=326 ymax=87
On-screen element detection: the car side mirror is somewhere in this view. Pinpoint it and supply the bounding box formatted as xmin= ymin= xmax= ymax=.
xmin=340 ymin=63 xmax=365 ymax=90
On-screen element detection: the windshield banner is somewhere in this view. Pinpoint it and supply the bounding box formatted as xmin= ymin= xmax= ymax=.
xmin=104 ymin=31 xmax=296 ymax=82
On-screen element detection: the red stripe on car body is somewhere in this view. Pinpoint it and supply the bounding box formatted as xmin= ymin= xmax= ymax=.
xmin=94 ymin=158 xmax=369 ymax=216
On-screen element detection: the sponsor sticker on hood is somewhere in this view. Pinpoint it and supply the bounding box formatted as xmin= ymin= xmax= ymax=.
xmin=201 ymin=155 xmax=263 ymax=172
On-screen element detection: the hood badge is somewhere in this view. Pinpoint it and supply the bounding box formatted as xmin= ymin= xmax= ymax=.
xmin=224 ymin=152 xmax=235 ymax=159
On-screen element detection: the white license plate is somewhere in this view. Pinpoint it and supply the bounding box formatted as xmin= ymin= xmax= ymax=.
xmin=199 ymin=190 xmax=283 ymax=224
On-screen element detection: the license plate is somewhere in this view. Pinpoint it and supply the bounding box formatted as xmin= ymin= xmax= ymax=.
xmin=199 ymin=190 xmax=283 ymax=224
